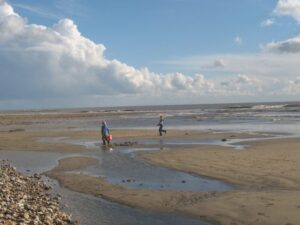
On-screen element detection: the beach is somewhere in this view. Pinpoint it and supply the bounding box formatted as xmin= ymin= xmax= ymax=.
xmin=1 ymin=103 xmax=300 ymax=225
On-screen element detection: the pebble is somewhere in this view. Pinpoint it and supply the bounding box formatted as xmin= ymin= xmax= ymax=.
xmin=0 ymin=163 xmax=78 ymax=225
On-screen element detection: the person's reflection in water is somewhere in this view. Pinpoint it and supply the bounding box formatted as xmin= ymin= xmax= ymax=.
xmin=100 ymin=145 xmax=113 ymax=152
xmin=159 ymin=139 xmax=164 ymax=150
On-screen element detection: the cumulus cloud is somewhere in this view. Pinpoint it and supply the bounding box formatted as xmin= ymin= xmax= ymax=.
xmin=0 ymin=0 xmax=299 ymax=109
xmin=260 ymin=19 xmax=274 ymax=27
xmin=274 ymin=0 xmax=300 ymax=23
xmin=280 ymin=76 xmax=300 ymax=95
xmin=262 ymin=1 xmax=300 ymax=54
xmin=164 ymin=53 xmax=300 ymax=79
xmin=0 ymin=1 xmax=215 ymax=106
xmin=218 ymin=74 xmax=263 ymax=95
xmin=263 ymin=36 xmax=300 ymax=53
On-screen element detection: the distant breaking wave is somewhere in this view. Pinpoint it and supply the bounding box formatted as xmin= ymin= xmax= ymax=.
xmin=251 ymin=104 xmax=287 ymax=110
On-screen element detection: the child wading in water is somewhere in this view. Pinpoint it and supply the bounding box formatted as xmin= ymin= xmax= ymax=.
xmin=157 ymin=115 xmax=167 ymax=136
xmin=101 ymin=121 xmax=111 ymax=145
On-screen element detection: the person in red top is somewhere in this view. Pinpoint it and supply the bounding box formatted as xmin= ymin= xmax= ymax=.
xmin=101 ymin=121 xmax=111 ymax=145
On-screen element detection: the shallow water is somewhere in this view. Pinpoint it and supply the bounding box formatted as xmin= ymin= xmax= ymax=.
xmin=0 ymin=149 xmax=214 ymax=225
xmin=0 ymin=146 xmax=232 ymax=225
xmin=35 ymin=136 xmax=235 ymax=191
xmin=48 ymin=179 xmax=211 ymax=225
xmin=2 ymin=102 xmax=300 ymax=135
xmin=80 ymin=149 xmax=232 ymax=191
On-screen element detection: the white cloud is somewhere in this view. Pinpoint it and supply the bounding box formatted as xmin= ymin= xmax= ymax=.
xmin=163 ymin=53 xmax=300 ymax=79
xmin=280 ymin=76 xmax=300 ymax=95
xmin=260 ymin=19 xmax=274 ymax=27
xmin=0 ymin=1 xmax=299 ymax=109
xmin=293 ymin=76 xmax=300 ymax=84
xmin=263 ymin=36 xmax=300 ymax=53
xmin=0 ymin=1 xmax=218 ymax=108
xmin=274 ymin=0 xmax=300 ymax=23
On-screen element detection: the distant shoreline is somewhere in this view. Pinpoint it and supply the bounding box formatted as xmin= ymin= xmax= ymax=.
xmin=1 ymin=100 xmax=299 ymax=113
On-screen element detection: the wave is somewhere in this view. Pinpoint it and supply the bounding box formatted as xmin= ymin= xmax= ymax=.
xmin=251 ymin=104 xmax=287 ymax=110
xmin=284 ymin=104 xmax=300 ymax=108
xmin=226 ymin=105 xmax=252 ymax=110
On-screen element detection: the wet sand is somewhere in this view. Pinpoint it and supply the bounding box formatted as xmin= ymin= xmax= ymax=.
xmin=46 ymin=137 xmax=300 ymax=225
xmin=0 ymin=128 xmax=268 ymax=151
xmin=1 ymin=127 xmax=299 ymax=225
xmin=138 ymin=138 xmax=300 ymax=225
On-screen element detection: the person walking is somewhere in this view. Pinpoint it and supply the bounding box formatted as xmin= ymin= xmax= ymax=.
xmin=157 ymin=115 xmax=167 ymax=136
xmin=101 ymin=121 xmax=111 ymax=145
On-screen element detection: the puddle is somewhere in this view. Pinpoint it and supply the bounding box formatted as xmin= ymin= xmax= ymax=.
xmin=0 ymin=150 xmax=65 ymax=174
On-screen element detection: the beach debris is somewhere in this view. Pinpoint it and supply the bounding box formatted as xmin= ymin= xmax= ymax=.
xmin=0 ymin=163 xmax=78 ymax=225
xmin=113 ymin=141 xmax=138 ymax=147
xmin=8 ymin=128 xmax=25 ymax=132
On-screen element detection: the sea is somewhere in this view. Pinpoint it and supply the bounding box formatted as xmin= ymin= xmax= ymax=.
xmin=1 ymin=101 xmax=300 ymax=135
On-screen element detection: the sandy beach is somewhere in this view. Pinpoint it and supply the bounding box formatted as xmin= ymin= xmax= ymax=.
xmin=44 ymin=136 xmax=300 ymax=225
xmin=1 ymin=110 xmax=300 ymax=225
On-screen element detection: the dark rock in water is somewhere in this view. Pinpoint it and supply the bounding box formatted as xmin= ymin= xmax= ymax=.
xmin=221 ymin=138 xmax=227 ymax=142
xmin=114 ymin=141 xmax=138 ymax=147
xmin=181 ymin=180 xmax=187 ymax=183
xmin=8 ymin=129 xmax=25 ymax=132
xmin=122 ymin=180 xmax=125 ymax=183
xmin=126 ymin=179 xmax=131 ymax=182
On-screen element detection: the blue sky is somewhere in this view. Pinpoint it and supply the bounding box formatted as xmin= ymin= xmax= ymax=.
xmin=10 ymin=0 xmax=296 ymax=71
xmin=1 ymin=0 xmax=300 ymax=109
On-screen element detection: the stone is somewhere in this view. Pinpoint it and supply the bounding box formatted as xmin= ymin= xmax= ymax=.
xmin=0 ymin=163 xmax=75 ymax=225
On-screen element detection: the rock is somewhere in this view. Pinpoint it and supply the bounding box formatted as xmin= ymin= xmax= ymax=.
xmin=221 ymin=138 xmax=227 ymax=142
xmin=23 ymin=212 xmax=30 ymax=220
xmin=0 ymin=163 xmax=76 ymax=225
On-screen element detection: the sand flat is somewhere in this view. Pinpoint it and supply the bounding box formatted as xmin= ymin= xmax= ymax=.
xmin=1 ymin=127 xmax=299 ymax=225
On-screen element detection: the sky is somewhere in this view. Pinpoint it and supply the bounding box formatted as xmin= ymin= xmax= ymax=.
xmin=0 ymin=0 xmax=300 ymax=109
